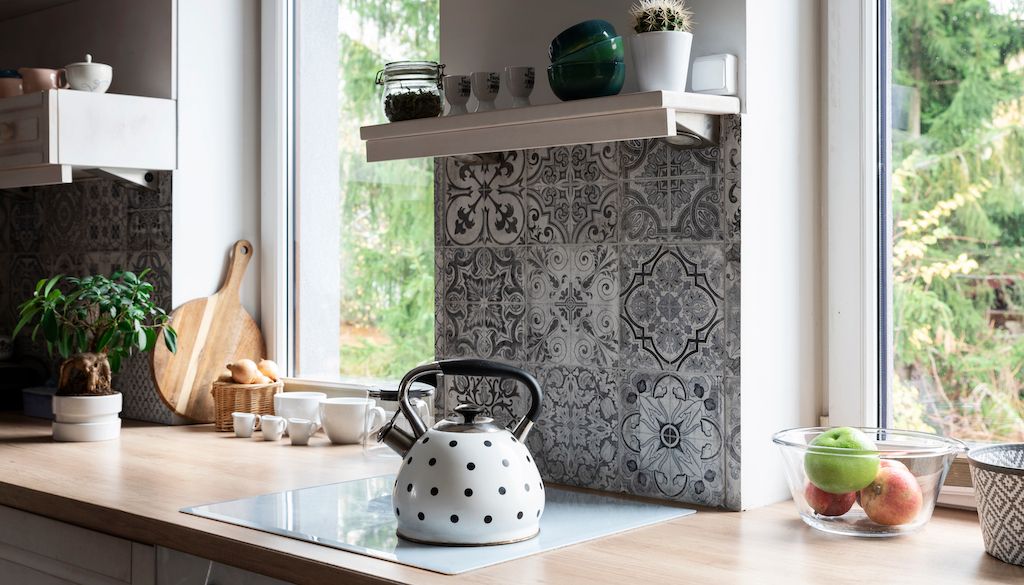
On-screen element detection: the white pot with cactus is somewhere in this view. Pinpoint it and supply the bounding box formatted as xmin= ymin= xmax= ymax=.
xmin=628 ymin=0 xmax=695 ymax=92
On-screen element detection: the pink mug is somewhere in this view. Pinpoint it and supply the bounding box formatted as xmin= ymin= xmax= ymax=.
xmin=18 ymin=68 xmax=67 ymax=93
xmin=0 ymin=78 xmax=21 ymax=98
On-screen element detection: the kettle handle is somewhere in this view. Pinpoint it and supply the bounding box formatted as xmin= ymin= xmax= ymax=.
xmin=437 ymin=359 xmax=543 ymax=442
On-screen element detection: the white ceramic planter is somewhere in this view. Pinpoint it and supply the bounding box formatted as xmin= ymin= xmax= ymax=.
xmin=629 ymin=31 xmax=694 ymax=93
xmin=52 ymin=393 xmax=122 ymax=441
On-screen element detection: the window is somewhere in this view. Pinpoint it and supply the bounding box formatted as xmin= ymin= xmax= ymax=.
xmin=884 ymin=0 xmax=1024 ymax=443
xmin=287 ymin=0 xmax=440 ymax=383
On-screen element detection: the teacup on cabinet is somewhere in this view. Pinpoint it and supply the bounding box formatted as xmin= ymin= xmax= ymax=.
xmin=19 ymin=68 xmax=66 ymax=93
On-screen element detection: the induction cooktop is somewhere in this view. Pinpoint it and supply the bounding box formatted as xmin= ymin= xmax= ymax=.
xmin=182 ymin=475 xmax=694 ymax=575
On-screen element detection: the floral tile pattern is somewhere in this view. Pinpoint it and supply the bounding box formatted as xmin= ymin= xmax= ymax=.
xmin=620 ymin=371 xmax=726 ymax=506
xmin=619 ymin=245 xmax=725 ymax=373
xmin=0 ymin=174 xmax=174 ymax=424
xmin=444 ymin=151 xmax=526 ymax=246
xmin=527 ymin=366 xmax=621 ymax=492
xmin=436 ymin=130 xmax=741 ymax=510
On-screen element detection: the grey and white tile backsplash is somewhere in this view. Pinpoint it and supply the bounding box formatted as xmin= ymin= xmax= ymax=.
xmin=0 ymin=174 xmax=174 ymax=423
xmin=436 ymin=116 xmax=742 ymax=510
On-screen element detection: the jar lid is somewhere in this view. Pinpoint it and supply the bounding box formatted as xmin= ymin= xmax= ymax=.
xmin=0 ymin=69 xmax=19 ymax=78
xmin=376 ymin=60 xmax=444 ymax=84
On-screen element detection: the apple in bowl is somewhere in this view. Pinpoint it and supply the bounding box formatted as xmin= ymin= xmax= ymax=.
xmin=804 ymin=427 xmax=880 ymax=494
xmin=804 ymin=482 xmax=856 ymax=516
xmin=860 ymin=459 xmax=924 ymax=525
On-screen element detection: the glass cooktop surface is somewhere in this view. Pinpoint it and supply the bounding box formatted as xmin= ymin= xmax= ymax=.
xmin=182 ymin=474 xmax=694 ymax=575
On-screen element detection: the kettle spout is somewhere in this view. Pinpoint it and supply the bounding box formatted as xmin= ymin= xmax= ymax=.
xmin=377 ymin=419 xmax=416 ymax=457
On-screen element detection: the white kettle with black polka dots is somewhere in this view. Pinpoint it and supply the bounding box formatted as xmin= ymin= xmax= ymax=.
xmin=378 ymin=359 xmax=545 ymax=545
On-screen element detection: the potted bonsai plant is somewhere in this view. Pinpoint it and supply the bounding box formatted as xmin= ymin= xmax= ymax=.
xmin=628 ymin=0 xmax=695 ymax=92
xmin=14 ymin=270 xmax=177 ymax=441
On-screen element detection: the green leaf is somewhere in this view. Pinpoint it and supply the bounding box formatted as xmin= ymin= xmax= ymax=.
xmin=95 ymin=328 xmax=115 ymax=352
xmin=163 ymin=326 xmax=178 ymax=354
xmin=108 ymin=352 xmax=121 ymax=373
xmin=43 ymin=274 xmax=62 ymax=298
xmin=41 ymin=310 xmax=58 ymax=342
xmin=12 ymin=307 xmax=40 ymax=338
xmin=144 ymin=328 xmax=157 ymax=352
xmin=136 ymin=327 xmax=147 ymax=351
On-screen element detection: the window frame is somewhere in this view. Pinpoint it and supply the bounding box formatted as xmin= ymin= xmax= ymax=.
xmin=823 ymin=0 xmax=885 ymax=428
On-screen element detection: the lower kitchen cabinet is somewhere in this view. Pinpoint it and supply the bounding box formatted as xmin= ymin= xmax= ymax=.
xmin=156 ymin=548 xmax=293 ymax=585
xmin=0 ymin=505 xmax=290 ymax=585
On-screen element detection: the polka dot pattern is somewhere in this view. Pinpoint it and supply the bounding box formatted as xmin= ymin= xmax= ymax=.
xmin=391 ymin=429 xmax=545 ymax=545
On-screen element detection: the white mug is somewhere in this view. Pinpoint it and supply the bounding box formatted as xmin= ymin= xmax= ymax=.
xmin=505 ymin=66 xmax=535 ymax=108
xmin=232 ymin=412 xmax=259 ymax=438
xmin=471 ymin=71 xmax=500 ymax=112
xmin=274 ymin=392 xmax=327 ymax=432
xmin=260 ymin=415 xmax=287 ymax=441
xmin=287 ymin=418 xmax=318 ymax=446
xmin=319 ymin=398 xmax=386 ymax=445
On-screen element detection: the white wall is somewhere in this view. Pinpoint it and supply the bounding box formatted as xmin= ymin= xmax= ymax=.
xmin=172 ymin=0 xmax=262 ymax=319
xmin=441 ymin=0 xmax=746 ymax=109
xmin=740 ymin=0 xmax=822 ymax=509
xmin=0 ymin=0 xmax=173 ymax=99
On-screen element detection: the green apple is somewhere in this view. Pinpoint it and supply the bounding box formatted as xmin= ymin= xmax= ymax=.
xmin=804 ymin=427 xmax=880 ymax=494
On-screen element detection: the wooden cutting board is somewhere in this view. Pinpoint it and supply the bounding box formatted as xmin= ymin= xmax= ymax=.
xmin=151 ymin=240 xmax=266 ymax=422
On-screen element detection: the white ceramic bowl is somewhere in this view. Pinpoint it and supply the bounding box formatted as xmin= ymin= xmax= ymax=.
xmin=274 ymin=392 xmax=327 ymax=425
xmin=52 ymin=419 xmax=121 ymax=442
xmin=52 ymin=393 xmax=122 ymax=423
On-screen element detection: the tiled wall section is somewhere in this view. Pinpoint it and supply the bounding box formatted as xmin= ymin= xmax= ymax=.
xmin=0 ymin=173 xmax=174 ymax=423
xmin=435 ymin=116 xmax=741 ymax=510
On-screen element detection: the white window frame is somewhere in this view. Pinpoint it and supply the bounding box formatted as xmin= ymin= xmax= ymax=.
xmin=823 ymin=0 xmax=885 ymax=428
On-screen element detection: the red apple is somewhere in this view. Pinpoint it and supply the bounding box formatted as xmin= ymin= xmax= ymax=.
xmin=804 ymin=482 xmax=856 ymax=516
xmin=859 ymin=459 xmax=923 ymax=525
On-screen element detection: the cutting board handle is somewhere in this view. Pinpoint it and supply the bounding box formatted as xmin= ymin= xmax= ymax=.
xmin=221 ymin=240 xmax=254 ymax=298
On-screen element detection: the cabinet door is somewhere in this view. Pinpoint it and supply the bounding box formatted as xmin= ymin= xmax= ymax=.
xmin=0 ymin=505 xmax=134 ymax=584
xmin=156 ymin=548 xmax=294 ymax=585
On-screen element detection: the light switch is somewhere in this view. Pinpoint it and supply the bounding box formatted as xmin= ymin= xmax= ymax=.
xmin=691 ymin=54 xmax=737 ymax=96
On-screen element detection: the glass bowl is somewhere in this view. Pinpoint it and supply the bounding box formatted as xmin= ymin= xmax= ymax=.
xmin=773 ymin=427 xmax=965 ymax=537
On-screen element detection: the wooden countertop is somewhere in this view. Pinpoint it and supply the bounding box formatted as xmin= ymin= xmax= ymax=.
xmin=0 ymin=414 xmax=1020 ymax=585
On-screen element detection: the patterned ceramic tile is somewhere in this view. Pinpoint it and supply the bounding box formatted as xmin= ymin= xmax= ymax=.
xmin=444 ymin=151 xmax=526 ymax=246
xmin=122 ymin=175 xmax=172 ymax=210
xmin=442 ymin=247 xmax=524 ymax=304
xmin=126 ymin=248 xmax=172 ymax=308
xmin=723 ymin=244 xmax=740 ymax=377
xmin=621 ymin=139 xmax=719 ymax=180
xmin=40 ymin=185 xmax=83 ymax=252
xmin=526 ymin=303 xmax=618 ymax=367
xmin=619 ymin=245 xmax=725 ymax=373
xmin=721 ymin=115 xmax=741 ymax=241
xmin=81 ymin=180 xmax=127 ymax=250
xmin=527 ymin=365 xmax=621 ymax=491
xmin=620 ymin=371 xmax=725 ymax=506
xmin=724 ymin=375 xmax=741 ymax=511
xmin=526 ymin=143 xmax=619 ymax=186
xmin=127 ymin=208 xmax=172 ymax=250
xmin=622 ymin=176 xmax=723 ymax=242
xmin=434 ymin=158 xmax=445 ymax=248
xmin=526 ymin=182 xmax=619 ymax=244
xmin=442 ymin=301 xmax=525 ymax=362
xmin=9 ymin=195 xmax=43 ymax=253
xmin=525 ymin=245 xmax=617 ymax=304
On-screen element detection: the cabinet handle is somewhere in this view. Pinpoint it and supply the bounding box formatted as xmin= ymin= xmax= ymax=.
xmin=0 ymin=122 xmax=14 ymax=141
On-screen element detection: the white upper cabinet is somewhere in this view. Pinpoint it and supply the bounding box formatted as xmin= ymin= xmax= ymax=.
xmin=0 ymin=89 xmax=175 ymax=189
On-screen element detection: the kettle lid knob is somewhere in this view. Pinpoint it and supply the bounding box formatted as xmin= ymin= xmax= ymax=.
xmin=454 ymin=403 xmax=485 ymax=423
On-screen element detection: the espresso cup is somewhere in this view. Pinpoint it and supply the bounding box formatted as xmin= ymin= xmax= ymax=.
xmin=471 ymin=71 xmax=500 ymax=112
xmin=287 ymin=418 xmax=318 ymax=446
xmin=18 ymin=68 xmax=67 ymax=93
xmin=259 ymin=415 xmax=287 ymax=441
xmin=232 ymin=412 xmax=259 ymax=438
xmin=319 ymin=398 xmax=386 ymax=445
xmin=505 ymin=66 xmax=535 ymax=108
xmin=443 ymin=74 xmax=471 ymax=116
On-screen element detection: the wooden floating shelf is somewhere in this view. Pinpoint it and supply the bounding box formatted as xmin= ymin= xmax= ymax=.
xmin=360 ymin=91 xmax=740 ymax=162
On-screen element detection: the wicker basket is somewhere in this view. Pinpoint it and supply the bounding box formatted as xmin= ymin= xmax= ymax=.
xmin=212 ymin=380 xmax=284 ymax=432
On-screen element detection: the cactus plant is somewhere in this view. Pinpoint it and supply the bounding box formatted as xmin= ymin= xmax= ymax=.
xmin=629 ymin=0 xmax=694 ymax=34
